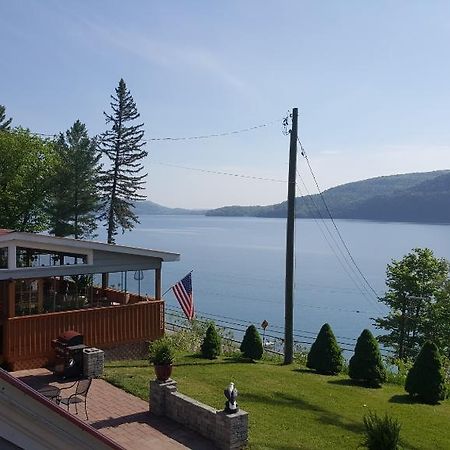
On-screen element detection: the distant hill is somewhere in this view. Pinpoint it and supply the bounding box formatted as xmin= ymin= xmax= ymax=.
xmin=206 ymin=170 xmax=450 ymax=223
xmin=134 ymin=200 xmax=205 ymax=215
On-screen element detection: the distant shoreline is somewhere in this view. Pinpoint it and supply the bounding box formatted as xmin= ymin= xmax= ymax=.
xmin=136 ymin=213 xmax=450 ymax=226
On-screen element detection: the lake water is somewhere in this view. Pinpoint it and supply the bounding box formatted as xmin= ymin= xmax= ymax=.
xmin=109 ymin=215 xmax=450 ymax=351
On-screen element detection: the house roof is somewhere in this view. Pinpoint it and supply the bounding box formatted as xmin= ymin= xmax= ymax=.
xmin=0 ymin=231 xmax=180 ymax=280
xmin=0 ymin=231 xmax=179 ymax=262
xmin=0 ymin=369 xmax=124 ymax=449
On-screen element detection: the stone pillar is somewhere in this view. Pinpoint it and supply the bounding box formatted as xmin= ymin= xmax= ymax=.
xmin=215 ymin=410 xmax=248 ymax=450
xmin=149 ymin=379 xmax=177 ymax=416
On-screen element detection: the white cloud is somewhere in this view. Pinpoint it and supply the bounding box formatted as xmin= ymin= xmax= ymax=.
xmin=76 ymin=18 xmax=248 ymax=92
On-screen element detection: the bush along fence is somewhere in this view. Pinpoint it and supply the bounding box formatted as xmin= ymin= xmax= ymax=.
xmin=165 ymin=307 xmax=395 ymax=358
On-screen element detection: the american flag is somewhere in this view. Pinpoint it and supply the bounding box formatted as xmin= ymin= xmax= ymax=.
xmin=172 ymin=272 xmax=194 ymax=320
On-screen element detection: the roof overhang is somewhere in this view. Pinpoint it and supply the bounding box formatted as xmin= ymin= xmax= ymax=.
xmin=0 ymin=232 xmax=180 ymax=281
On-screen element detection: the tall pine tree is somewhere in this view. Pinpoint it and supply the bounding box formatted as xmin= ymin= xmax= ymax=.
xmin=0 ymin=105 xmax=12 ymax=130
xmin=49 ymin=120 xmax=100 ymax=239
xmin=99 ymin=79 xmax=147 ymax=244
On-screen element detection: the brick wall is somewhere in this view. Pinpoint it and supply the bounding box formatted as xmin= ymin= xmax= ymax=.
xmin=150 ymin=379 xmax=248 ymax=450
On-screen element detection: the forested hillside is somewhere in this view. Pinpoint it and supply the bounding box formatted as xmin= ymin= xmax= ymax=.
xmin=206 ymin=170 xmax=450 ymax=223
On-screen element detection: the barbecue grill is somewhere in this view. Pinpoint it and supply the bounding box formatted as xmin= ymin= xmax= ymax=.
xmin=52 ymin=330 xmax=87 ymax=379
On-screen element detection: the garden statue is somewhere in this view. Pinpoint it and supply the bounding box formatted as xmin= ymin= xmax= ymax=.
xmin=224 ymin=382 xmax=239 ymax=413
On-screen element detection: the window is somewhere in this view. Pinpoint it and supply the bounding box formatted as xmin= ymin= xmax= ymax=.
xmin=0 ymin=248 xmax=7 ymax=268
xmin=16 ymin=247 xmax=88 ymax=268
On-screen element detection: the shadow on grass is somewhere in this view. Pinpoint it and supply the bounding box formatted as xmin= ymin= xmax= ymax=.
xmin=105 ymin=362 xmax=149 ymax=369
xmin=293 ymin=368 xmax=315 ymax=374
xmin=242 ymin=391 xmax=364 ymax=435
xmin=106 ymin=355 xmax=248 ymax=369
xmin=327 ymin=378 xmax=356 ymax=387
xmin=388 ymin=394 xmax=422 ymax=405
xmin=327 ymin=378 xmax=383 ymax=389
xmin=174 ymin=354 xmax=255 ymax=367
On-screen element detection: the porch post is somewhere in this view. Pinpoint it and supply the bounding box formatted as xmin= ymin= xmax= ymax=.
xmin=155 ymin=267 xmax=161 ymax=300
xmin=7 ymin=280 xmax=15 ymax=318
xmin=37 ymin=279 xmax=44 ymax=313
xmin=7 ymin=244 xmax=16 ymax=270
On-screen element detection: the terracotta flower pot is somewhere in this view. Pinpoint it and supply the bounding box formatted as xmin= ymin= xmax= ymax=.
xmin=154 ymin=364 xmax=173 ymax=382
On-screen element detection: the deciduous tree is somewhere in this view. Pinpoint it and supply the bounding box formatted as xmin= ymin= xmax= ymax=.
xmin=0 ymin=128 xmax=57 ymax=231
xmin=374 ymin=248 xmax=449 ymax=360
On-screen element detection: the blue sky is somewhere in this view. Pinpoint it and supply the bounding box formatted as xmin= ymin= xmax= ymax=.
xmin=2 ymin=1 xmax=450 ymax=208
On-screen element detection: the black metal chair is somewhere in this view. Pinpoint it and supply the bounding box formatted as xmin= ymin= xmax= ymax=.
xmin=58 ymin=378 xmax=92 ymax=420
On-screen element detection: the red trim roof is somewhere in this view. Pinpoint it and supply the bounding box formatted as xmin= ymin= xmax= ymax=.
xmin=0 ymin=369 xmax=124 ymax=449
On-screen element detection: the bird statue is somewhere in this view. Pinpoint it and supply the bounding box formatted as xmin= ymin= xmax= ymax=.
xmin=224 ymin=382 xmax=239 ymax=413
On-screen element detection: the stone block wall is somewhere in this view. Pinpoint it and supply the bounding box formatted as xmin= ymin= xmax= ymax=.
xmin=150 ymin=379 xmax=248 ymax=450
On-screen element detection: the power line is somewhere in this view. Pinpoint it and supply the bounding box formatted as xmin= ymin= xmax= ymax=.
xmin=29 ymin=131 xmax=58 ymax=138
xmin=26 ymin=116 xmax=283 ymax=143
xmin=166 ymin=304 xmax=360 ymax=342
xmin=154 ymin=161 xmax=286 ymax=183
xmin=295 ymin=174 xmax=383 ymax=312
xmin=298 ymin=137 xmax=383 ymax=305
xmin=148 ymin=119 xmax=282 ymax=141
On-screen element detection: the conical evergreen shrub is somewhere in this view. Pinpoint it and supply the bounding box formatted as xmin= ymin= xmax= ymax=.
xmin=240 ymin=325 xmax=263 ymax=361
xmin=200 ymin=323 xmax=222 ymax=359
xmin=405 ymin=341 xmax=446 ymax=404
xmin=349 ymin=329 xmax=387 ymax=387
xmin=306 ymin=323 xmax=343 ymax=375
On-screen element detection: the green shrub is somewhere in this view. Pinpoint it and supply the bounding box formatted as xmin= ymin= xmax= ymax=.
xmin=362 ymin=411 xmax=401 ymax=450
xmin=149 ymin=337 xmax=175 ymax=365
xmin=349 ymin=329 xmax=387 ymax=387
xmin=384 ymin=358 xmax=414 ymax=386
xmin=165 ymin=314 xmax=236 ymax=354
xmin=405 ymin=341 xmax=446 ymax=404
xmin=306 ymin=323 xmax=343 ymax=375
xmin=240 ymin=325 xmax=263 ymax=361
xmin=201 ymin=323 xmax=222 ymax=359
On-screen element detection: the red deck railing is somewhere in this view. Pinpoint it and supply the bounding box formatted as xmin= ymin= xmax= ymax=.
xmin=3 ymin=301 xmax=164 ymax=369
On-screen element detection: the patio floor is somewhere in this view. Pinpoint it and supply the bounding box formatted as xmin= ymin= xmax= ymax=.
xmin=12 ymin=368 xmax=215 ymax=450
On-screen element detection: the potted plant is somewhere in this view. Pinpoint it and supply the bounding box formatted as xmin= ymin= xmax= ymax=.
xmin=149 ymin=337 xmax=175 ymax=382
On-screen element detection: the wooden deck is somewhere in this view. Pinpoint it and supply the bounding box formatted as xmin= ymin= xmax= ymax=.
xmin=3 ymin=300 xmax=164 ymax=370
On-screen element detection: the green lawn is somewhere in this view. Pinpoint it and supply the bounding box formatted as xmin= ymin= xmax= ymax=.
xmin=103 ymin=355 xmax=450 ymax=449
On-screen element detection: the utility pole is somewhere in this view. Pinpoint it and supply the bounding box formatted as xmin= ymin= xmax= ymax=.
xmin=284 ymin=107 xmax=298 ymax=364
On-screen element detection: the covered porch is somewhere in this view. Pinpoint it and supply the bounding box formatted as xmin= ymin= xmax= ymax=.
xmin=0 ymin=230 xmax=179 ymax=370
